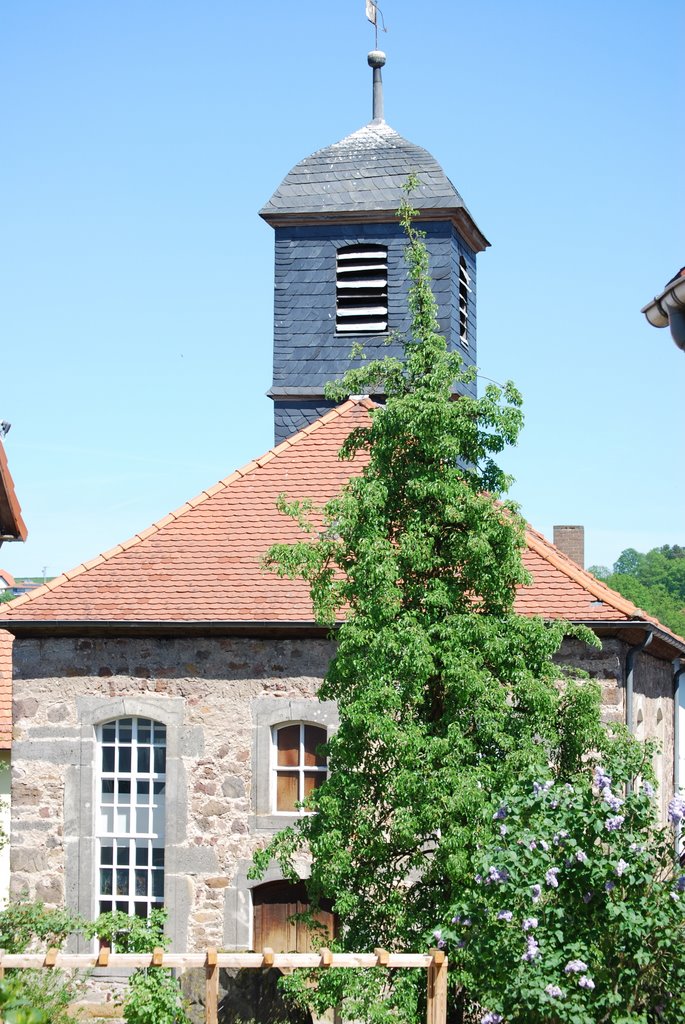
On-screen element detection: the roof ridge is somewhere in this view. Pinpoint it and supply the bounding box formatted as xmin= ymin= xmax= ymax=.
xmin=0 ymin=399 xmax=370 ymax=616
xmin=524 ymin=524 xmax=685 ymax=641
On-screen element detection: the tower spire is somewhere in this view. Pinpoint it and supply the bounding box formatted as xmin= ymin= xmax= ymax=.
xmin=367 ymin=49 xmax=386 ymax=123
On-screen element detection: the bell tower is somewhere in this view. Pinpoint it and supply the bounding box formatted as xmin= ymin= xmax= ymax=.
xmin=260 ymin=52 xmax=489 ymax=444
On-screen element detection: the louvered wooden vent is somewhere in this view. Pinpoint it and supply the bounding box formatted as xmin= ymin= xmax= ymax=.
xmin=336 ymin=245 xmax=388 ymax=334
xmin=459 ymin=256 xmax=471 ymax=349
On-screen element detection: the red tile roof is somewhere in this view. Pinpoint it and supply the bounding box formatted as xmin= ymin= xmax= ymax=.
xmin=0 ymin=440 xmax=27 ymax=543
xmin=0 ymin=398 xmax=679 ymax=638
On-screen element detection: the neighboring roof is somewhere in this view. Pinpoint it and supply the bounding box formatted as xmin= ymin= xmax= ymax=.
xmin=0 ymin=440 xmax=27 ymax=543
xmin=0 ymin=570 xmax=17 ymax=589
xmin=260 ymin=120 xmax=489 ymax=253
xmin=1 ymin=398 xmax=683 ymax=658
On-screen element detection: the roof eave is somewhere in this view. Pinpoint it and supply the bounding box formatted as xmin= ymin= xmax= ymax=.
xmin=2 ymin=619 xmax=335 ymax=640
xmin=259 ymin=207 xmax=490 ymax=254
xmin=566 ymin=618 xmax=685 ymax=660
xmin=0 ymin=441 xmax=27 ymax=543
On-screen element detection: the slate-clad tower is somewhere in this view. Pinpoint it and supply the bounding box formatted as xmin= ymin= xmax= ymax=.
xmin=261 ymin=51 xmax=489 ymax=444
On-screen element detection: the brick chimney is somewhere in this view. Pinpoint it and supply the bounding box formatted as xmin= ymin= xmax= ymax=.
xmin=553 ymin=525 xmax=585 ymax=569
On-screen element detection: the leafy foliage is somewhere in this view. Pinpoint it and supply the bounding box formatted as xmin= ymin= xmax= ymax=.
xmin=443 ymin=751 xmax=685 ymax=1023
xmin=253 ymin=184 xmax=608 ymax=1021
xmin=0 ymin=900 xmax=86 ymax=1024
xmin=0 ymin=899 xmax=83 ymax=953
xmin=0 ymin=977 xmax=48 ymax=1024
xmin=90 ymin=909 xmax=191 ymax=1024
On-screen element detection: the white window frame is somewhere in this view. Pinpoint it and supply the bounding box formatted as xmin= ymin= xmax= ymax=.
xmin=270 ymin=722 xmax=328 ymax=816
xmin=95 ymin=717 xmax=166 ymax=919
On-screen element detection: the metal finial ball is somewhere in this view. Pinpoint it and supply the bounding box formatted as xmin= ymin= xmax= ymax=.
xmin=367 ymin=50 xmax=386 ymax=69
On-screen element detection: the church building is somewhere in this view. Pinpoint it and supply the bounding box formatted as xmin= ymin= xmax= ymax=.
xmin=0 ymin=52 xmax=682 ymax=956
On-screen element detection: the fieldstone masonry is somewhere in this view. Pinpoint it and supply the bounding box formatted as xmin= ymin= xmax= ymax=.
xmin=9 ymin=631 xmax=675 ymax=951
xmin=11 ymin=635 xmax=335 ymax=952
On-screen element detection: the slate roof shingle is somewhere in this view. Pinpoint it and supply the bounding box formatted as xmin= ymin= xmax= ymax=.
xmin=260 ymin=121 xmax=489 ymax=252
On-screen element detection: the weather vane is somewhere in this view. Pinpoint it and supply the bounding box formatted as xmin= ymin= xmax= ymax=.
xmin=365 ymin=1 xmax=387 ymax=50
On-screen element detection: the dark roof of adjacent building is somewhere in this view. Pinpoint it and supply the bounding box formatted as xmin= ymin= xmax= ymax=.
xmin=260 ymin=121 xmax=489 ymax=253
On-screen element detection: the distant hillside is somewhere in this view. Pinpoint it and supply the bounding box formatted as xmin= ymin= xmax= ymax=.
xmin=589 ymin=545 xmax=685 ymax=638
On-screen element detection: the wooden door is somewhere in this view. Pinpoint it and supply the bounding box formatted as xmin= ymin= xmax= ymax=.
xmin=252 ymin=880 xmax=336 ymax=953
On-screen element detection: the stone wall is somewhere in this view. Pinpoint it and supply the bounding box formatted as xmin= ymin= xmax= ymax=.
xmin=11 ymin=635 xmax=335 ymax=952
xmin=555 ymin=636 xmax=675 ymax=819
xmin=9 ymin=630 xmax=677 ymax=953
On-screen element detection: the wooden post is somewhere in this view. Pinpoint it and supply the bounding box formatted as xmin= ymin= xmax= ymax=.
xmin=374 ymin=947 xmax=389 ymax=966
xmin=262 ymin=947 xmax=274 ymax=967
xmin=426 ymin=949 xmax=447 ymax=1024
xmin=44 ymin=948 xmax=58 ymax=968
xmin=152 ymin=947 xmax=164 ymax=967
xmin=205 ymin=947 xmax=218 ymax=1024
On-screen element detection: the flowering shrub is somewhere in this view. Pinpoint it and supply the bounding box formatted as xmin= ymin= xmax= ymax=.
xmin=441 ymin=755 xmax=685 ymax=1023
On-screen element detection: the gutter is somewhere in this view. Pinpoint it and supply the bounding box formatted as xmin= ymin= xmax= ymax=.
xmin=0 ymin=619 xmax=336 ymax=640
xmin=625 ymin=629 xmax=654 ymax=735
xmin=641 ymin=270 xmax=685 ymax=350
xmin=674 ymin=659 xmax=685 ymax=854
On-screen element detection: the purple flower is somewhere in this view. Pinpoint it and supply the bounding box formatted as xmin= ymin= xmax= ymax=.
xmin=605 ymin=880 xmax=615 ymax=892
xmin=522 ymin=917 xmax=538 ymax=931
xmin=575 ymin=850 xmax=588 ymax=863
xmin=594 ymin=766 xmax=612 ymax=790
xmin=531 ymin=884 xmax=541 ymax=903
xmin=578 ymin=976 xmax=595 ymax=990
xmin=486 ymin=866 xmax=509 ymax=884
xmin=615 ymin=858 xmax=629 ymax=877
xmin=605 ymin=815 xmax=625 ymax=832
xmin=642 ymin=780 xmax=655 ymax=798
xmin=670 ymin=891 xmax=679 ymax=902
xmin=539 ymin=839 xmax=549 ymax=852
xmin=602 ymin=787 xmax=624 ymax=812
xmin=481 ymin=1014 xmax=503 ymax=1024
xmin=493 ymin=805 xmax=508 ymax=820
xmin=499 ymin=824 xmax=508 ymax=836
xmin=550 ymin=799 xmax=559 ymax=809
xmin=564 ymin=959 xmax=589 ymax=973
xmin=463 ymin=918 xmax=472 ymax=927
xmin=529 ymin=839 xmax=537 ymax=850
xmin=497 ymin=910 xmax=513 ymax=921
xmin=630 ymin=842 xmax=644 ymax=853
xmin=565 ymin=783 xmax=575 ymax=793
xmin=545 ymin=984 xmax=563 ymax=998
xmin=668 ymin=794 xmax=685 ymax=826
xmin=675 ymin=876 xmax=685 ymax=893
xmin=545 ymin=867 xmax=560 ymax=888
xmin=533 ymin=780 xmax=553 ymax=795
xmin=522 ymin=935 xmax=540 ymax=962
xmin=456 ymin=938 xmax=466 ymax=948
xmin=553 ymin=830 xmax=569 ymax=845
xmin=583 ymin=891 xmax=593 ymax=904
xmin=432 ymin=929 xmax=442 ymax=941
xmin=451 ymin=914 xmax=461 ymax=924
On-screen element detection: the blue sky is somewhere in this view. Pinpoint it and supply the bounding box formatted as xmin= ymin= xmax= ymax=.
xmin=1 ymin=0 xmax=683 ymax=580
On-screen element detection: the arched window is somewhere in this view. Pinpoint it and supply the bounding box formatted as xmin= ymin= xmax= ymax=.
xmin=96 ymin=717 xmax=166 ymax=918
xmin=272 ymin=723 xmax=327 ymax=814
xmin=336 ymin=244 xmax=388 ymax=334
